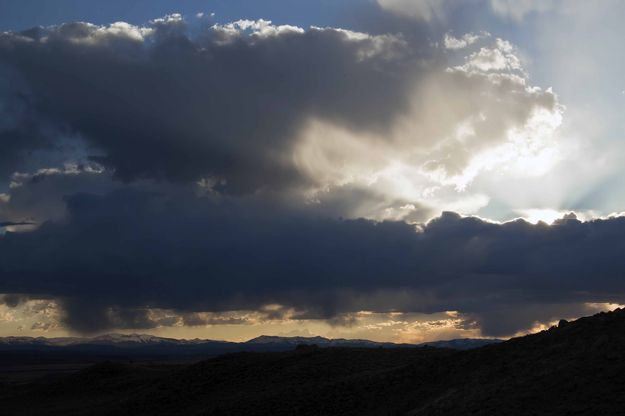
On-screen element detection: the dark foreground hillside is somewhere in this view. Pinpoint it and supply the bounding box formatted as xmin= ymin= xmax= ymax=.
xmin=2 ymin=309 xmax=625 ymax=415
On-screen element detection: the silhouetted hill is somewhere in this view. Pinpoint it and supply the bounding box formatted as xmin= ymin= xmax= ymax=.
xmin=1 ymin=309 xmax=624 ymax=415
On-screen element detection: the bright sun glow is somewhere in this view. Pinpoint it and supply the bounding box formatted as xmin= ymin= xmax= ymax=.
xmin=520 ymin=209 xmax=566 ymax=224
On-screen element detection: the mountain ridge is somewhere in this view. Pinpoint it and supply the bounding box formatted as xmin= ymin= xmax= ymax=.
xmin=2 ymin=308 xmax=625 ymax=415
xmin=0 ymin=333 xmax=501 ymax=350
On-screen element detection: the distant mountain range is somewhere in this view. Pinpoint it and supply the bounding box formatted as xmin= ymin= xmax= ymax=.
xmin=0 ymin=333 xmax=501 ymax=355
xmin=2 ymin=309 xmax=625 ymax=415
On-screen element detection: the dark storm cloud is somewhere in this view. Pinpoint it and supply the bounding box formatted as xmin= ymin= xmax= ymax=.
xmin=2 ymin=189 xmax=625 ymax=335
xmin=0 ymin=293 xmax=24 ymax=307
xmin=0 ymin=64 xmax=60 ymax=178
xmin=61 ymin=297 xmax=163 ymax=333
xmin=0 ymin=221 xmax=35 ymax=227
xmin=182 ymin=313 xmax=248 ymax=327
xmin=0 ymin=18 xmax=426 ymax=193
xmin=463 ymin=303 xmax=605 ymax=337
xmin=0 ymin=165 xmax=117 ymax=225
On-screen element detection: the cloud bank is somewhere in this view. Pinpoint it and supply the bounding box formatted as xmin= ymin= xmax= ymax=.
xmin=2 ymin=186 xmax=625 ymax=336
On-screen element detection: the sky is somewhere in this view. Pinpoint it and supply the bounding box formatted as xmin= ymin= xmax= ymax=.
xmin=1 ymin=0 xmax=625 ymax=343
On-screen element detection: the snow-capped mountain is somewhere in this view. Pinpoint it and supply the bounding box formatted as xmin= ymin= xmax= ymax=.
xmin=0 ymin=334 xmax=501 ymax=353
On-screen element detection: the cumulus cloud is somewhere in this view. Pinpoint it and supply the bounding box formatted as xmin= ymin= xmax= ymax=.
xmin=0 ymin=18 xmax=417 ymax=194
xmin=443 ymin=32 xmax=488 ymax=50
xmin=455 ymin=38 xmax=522 ymax=73
xmin=0 ymin=16 xmax=564 ymax=222
xmin=294 ymin=38 xmax=562 ymax=202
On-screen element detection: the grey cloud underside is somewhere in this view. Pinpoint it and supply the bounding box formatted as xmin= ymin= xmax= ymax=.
xmin=0 ymin=221 xmax=35 ymax=227
xmin=0 ymin=21 xmax=425 ymax=193
xmin=2 ymin=189 xmax=625 ymax=335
